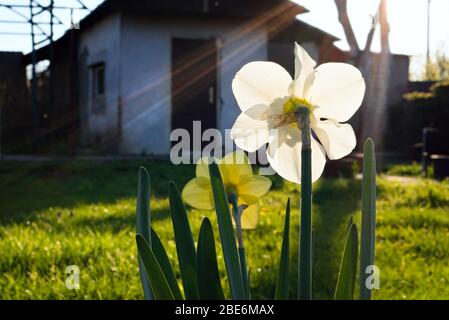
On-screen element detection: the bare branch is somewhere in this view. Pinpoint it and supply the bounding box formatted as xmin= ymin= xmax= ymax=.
xmin=358 ymin=1 xmax=381 ymax=66
xmin=363 ymin=12 xmax=379 ymax=52
xmin=334 ymin=0 xmax=360 ymax=56
xmin=379 ymin=0 xmax=390 ymax=52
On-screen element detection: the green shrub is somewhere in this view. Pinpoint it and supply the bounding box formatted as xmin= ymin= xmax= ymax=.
xmin=403 ymin=91 xmax=434 ymax=102
xmin=385 ymin=164 xmax=422 ymax=177
xmin=431 ymin=80 xmax=449 ymax=102
xmin=378 ymin=178 xmax=449 ymax=208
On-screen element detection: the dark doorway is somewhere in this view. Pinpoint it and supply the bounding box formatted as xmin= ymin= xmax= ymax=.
xmin=171 ymin=38 xmax=218 ymax=151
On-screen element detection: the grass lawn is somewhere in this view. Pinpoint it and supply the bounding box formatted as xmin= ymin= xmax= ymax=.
xmin=0 ymin=160 xmax=448 ymax=300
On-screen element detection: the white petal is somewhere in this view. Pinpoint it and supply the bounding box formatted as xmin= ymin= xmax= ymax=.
xmin=313 ymin=120 xmax=357 ymax=160
xmin=232 ymin=61 xmax=292 ymax=111
xmin=290 ymin=43 xmax=317 ymax=97
xmin=267 ymin=127 xmax=301 ymax=183
xmin=266 ymin=126 xmax=326 ymax=184
xmin=231 ymin=104 xmax=270 ymax=152
xmin=308 ymin=63 xmax=366 ymax=122
xmin=311 ymin=138 xmax=327 ymax=183
xmin=265 ymin=97 xmax=291 ymax=130
xmin=294 ymin=42 xmax=317 ymax=80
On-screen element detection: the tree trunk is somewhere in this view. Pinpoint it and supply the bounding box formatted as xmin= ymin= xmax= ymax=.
xmin=334 ymin=0 xmax=392 ymax=158
xmin=361 ymin=0 xmax=391 ymax=163
xmin=334 ymin=0 xmax=360 ymax=57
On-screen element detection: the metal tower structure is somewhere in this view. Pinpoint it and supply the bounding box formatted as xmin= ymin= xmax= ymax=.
xmin=0 ymin=0 xmax=92 ymax=128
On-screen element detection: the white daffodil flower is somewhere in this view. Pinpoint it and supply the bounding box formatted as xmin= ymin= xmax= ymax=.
xmin=230 ymin=43 xmax=366 ymax=184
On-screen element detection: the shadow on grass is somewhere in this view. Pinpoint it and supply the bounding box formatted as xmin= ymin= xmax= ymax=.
xmin=71 ymin=207 xmax=171 ymax=233
xmin=0 ymin=160 xmax=195 ymax=226
xmin=312 ymin=178 xmax=361 ymax=299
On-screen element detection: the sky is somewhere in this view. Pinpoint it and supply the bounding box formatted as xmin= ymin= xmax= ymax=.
xmin=295 ymin=0 xmax=449 ymax=77
xmin=0 ymin=0 xmax=104 ymax=52
xmin=0 ymin=0 xmax=448 ymax=77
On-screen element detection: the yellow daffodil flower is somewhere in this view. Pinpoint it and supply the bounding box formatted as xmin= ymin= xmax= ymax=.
xmin=182 ymin=150 xmax=272 ymax=229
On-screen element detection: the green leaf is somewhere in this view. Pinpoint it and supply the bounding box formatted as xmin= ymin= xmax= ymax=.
xmin=136 ymin=167 xmax=153 ymax=300
xmin=208 ymin=162 xmax=245 ymax=300
xmin=168 ymin=182 xmax=200 ymax=300
xmin=197 ymin=218 xmax=225 ymax=300
xmin=334 ymin=223 xmax=358 ymax=300
xmin=136 ymin=234 xmax=175 ymax=300
xmin=275 ymin=198 xmax=291 ymax=300
xmin=359 ymin=138 xmax=377 ymax=300
xmin=150 ymin=228 xmax=183 ymax=300
xmin=346 ymin=215 xmax=354 ymax=233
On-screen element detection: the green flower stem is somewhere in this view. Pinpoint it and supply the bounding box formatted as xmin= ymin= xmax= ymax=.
xmin=296 ymin=107 xmax=312 ymax=300
xmin=229 ymin=193 xmax=249 ymax=299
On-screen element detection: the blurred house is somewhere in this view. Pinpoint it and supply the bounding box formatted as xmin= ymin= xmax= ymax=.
xmin=16 ymin=0 xmax=338 ymax=155
xmin=4 ymin=0 xmax=410 ymax=156
xmin=0 ymin=52 xmax=29 ymax=155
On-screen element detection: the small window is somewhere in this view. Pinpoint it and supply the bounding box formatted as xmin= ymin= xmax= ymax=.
xmin=91 ymin=63 xmax=106 ymax=113
xmin=92 ymin=63 xmax=105 ymax=99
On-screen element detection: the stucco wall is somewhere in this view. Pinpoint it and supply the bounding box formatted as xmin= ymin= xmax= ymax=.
xmin=78 ymin=13 xmax=121 ymax=151
xmin=118 ymin=15 xmax=268 ymax=155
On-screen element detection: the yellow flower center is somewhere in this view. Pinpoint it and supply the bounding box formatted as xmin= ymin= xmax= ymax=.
xmin=282 ymin=97 xmax=313 ymax=114
xmin=268 ymin=96 xmax=314 ymax=128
